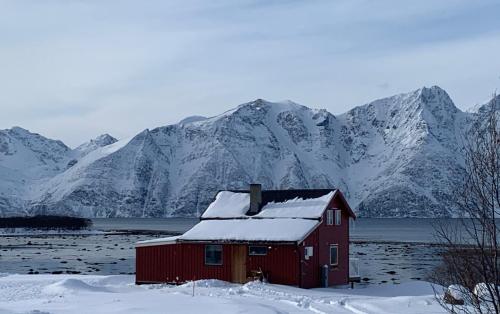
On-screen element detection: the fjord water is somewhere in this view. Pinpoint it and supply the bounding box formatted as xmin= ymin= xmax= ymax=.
xmin=0 ymin=218 xmax=444 ymax=285
xmin=91 ymin=217 xmax=442 ymax=242
xmin=92 ymin=217 xmax=198 ymax=234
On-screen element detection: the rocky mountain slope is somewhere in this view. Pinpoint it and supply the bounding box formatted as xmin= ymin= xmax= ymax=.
xmin=0 ymin=86 xmax=494 ymax=217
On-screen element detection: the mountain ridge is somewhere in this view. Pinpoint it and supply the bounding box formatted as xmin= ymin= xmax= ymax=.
xmin=0 ymin=86 xmax=493 ymax=218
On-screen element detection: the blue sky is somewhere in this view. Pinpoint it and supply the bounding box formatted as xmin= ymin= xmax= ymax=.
xmin=1 ymin=0 xmax=500 ymax=146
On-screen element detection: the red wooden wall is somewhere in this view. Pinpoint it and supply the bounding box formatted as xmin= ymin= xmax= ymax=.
xmin=136 ymin=242 xmax=299 ymax=286
xmin=299 ymin=228 xmax=320 ymax=288
xmin=299 ymin=193 xmax=350 ymax=288
xmin=246 ymin=245 xmax=299 ymax=286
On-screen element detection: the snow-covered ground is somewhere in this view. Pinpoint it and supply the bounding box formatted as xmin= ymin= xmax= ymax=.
xmin=0 ymin=274 xmax=445 ymax=314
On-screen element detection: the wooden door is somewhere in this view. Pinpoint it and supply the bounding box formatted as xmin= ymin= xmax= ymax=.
xmin=231 ymin=245 xmax=247 ymax=283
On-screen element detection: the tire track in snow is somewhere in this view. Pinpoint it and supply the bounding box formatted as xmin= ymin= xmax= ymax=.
xmin=235 ymin=282 xmax=356 ymax=313
xmin=342 ymin=301 xmax=369 ymax=314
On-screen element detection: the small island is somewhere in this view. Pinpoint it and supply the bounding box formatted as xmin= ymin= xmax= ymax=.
xmin=0 ymin=215 xmax=92 ymax=230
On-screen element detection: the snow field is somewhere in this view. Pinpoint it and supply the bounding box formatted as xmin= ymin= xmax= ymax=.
xmin=0 ymin=274 xmax=446 ymax=314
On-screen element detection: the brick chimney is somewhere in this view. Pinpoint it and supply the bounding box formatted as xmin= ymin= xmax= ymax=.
xmin=248 ymin=184 xmax=262 ymax=215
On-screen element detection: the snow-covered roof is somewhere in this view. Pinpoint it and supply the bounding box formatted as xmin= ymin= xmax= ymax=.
xmin=178 ymin=219 xmax=319 ymax=242
xmin=201 ymin=190 xmax=335 ymax=219
xmin=255 ymin=192 xmax=334 ymax=218
xmin=136 ymin=236 xmax=180 ymax=247
xmin=135 ymin=219 xmax=319 ymax=245
xmin=136 ymin=188 xmax=355 ymax=246
xmin=201 ymin=191 xmax=250 ymax=218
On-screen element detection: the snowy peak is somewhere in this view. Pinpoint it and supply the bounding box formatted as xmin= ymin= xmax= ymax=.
xmin=93 ymin=134 xmax=117 ymax=146
xmin=418 ymin=85 xmax=449 ymax=98
xmin=477 ymin=94 xmax=500 ymax=114
xmin=7 ymin=126 xmax=33 ymax=136
xmin=238 ymin=99 xmax=310 ymax=113
xmin=2 ymin=126 xmax=70 ymax=153
xmin=417 ymin=86 xmax=459 ymax=119
xmin=212 ymin=99 xmax=311 ymax=124
xmin=0 ymin=127 xmax=74 ymax=216
xmin=0 ymin=86 xmax=493 ymax=218
xmin=0 ymin=126 xmax=70 ymax=171
xmin=74 ymin=134 xmax=117 ymax=157
xmin=340 ymin=85 xmax=460 ymax=139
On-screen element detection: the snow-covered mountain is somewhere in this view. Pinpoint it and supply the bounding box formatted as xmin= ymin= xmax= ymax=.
xmin=74 ymin=134 xmax=117 ymax=158
xmin=0 ymin=86 xmax=494 ymax=217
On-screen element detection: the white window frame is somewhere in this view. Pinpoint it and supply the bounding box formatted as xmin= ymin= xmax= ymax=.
xmin=326 ymin=210 xmax=333 ymax=225
xmin=334 ymin=209 xmax=341 ymax=226
xmin=329 ymin=244 xmax=339 ymax=266
xmin=304 ymin=246 xmax=313 ymax=260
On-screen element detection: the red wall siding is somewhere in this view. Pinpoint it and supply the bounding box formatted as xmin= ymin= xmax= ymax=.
xmin=136 ymin=244 xmax=182 ymax=283
xmin=180 ymin=243 xmax=232 ymax=282
xmin=300 ymin=193 xmax=350 ymax=287
xmin=319 ymin=195 xmax=350 ymax=286
xmin=136 ymin=243 xmax=231 ymax=283
xmin=246 ymin=245 xmax=299 ymax=286
xmin=137 ymin=243 xmax=300 ymax=286
xmin=299 ymin=228 xmax=320 ymax=288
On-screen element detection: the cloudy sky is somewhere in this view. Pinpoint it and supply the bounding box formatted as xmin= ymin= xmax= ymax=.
xmin=1 ymin=0 xmax=500 ymax=147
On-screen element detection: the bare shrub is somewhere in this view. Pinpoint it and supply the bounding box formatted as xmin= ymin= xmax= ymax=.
xmin=431 ymin=94 xmax=499 ymax=313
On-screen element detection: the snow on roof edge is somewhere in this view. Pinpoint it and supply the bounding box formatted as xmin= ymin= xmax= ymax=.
xmin=135 ymin=236 xmax=180 ymax=247
xmin=178 ymin=218 xmax=320 ymax=243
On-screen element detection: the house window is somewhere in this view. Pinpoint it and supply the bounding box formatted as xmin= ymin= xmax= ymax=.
xmin=326 ymin=210 xmax=333 ymax=225
xmin=304 ymin=246 xmax=313 ymax=260
xmin=249 ymin=246 xmax=268 ymax=256
xmin=205 ymin=245 xmax=222 ymax=265
xmin=335 ymin=209 xmax=341 ymax=225
xmin=329 ymin=244 xmax=338 ymax=266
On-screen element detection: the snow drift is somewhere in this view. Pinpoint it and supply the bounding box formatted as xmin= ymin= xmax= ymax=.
xmin=0 ymin=274 xmax=444 ymax=314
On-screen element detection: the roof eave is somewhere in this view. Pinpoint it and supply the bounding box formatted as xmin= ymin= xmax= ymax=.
xmin=176 ymin=239 xmax=298 ymax=245
xmin=335 ymin=190 xmax=357 ymax=219
xmin=297 ymin=220 xmax=322 ymax=245
xmin=200 ymin=216 xmax=321 ymax=221
xmin=135 ymin=241 xmax=178 ymax=248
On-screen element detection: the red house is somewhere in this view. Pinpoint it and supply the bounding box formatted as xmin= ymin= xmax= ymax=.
xmin=135 ymin=184 xmax=357 ymax=288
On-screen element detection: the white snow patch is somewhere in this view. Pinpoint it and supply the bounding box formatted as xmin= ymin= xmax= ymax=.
xmin=42 ymin=278 xmax=111 ymax=295
xmin=201 ymin=191 xmax=250 ymax=219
